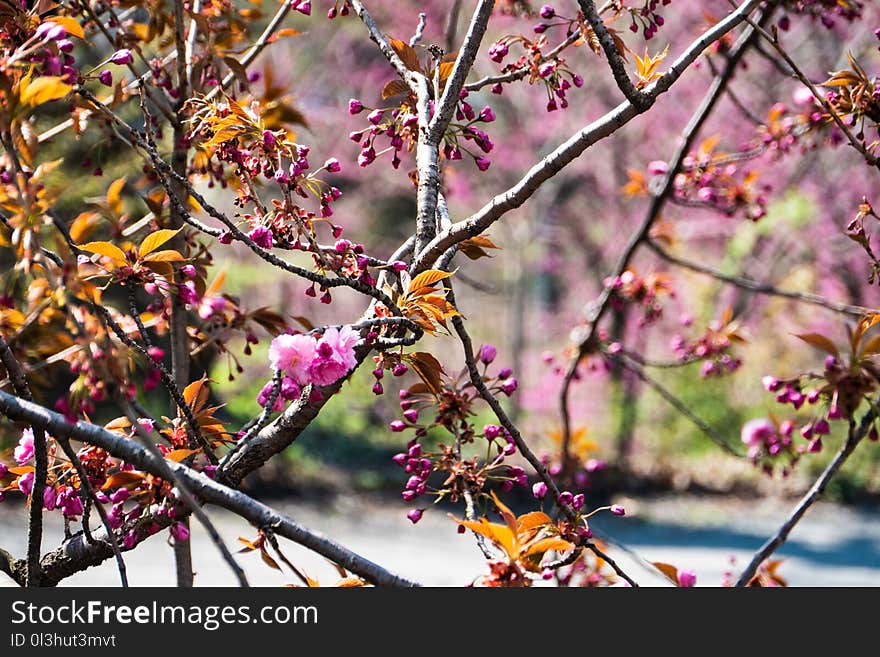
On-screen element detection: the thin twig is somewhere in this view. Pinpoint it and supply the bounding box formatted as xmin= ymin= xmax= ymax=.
xmin=615 ymin=353 xmax=745 ymax=458
xmin=0 ymin=334 xmax=47 ymax=586
xmin=735 ymin=408 xmax=871 ymax=586
xmin=647 ymin=239 xmax=869 ymax=317
xmin=56 ymin=438 xmax=128 ymax=587
xmin=557 ymin=9 xmax=770 ymax=471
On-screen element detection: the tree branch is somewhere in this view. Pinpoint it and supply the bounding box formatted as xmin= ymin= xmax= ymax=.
xmin=647 ymin=239 xmax=869 ymax=317
xmin=576 ymin=0 xmax=650 ymax=108
xmin=0 ymin=389 xmax=420 ymax=587
xmin=735 ymin=407 xmax=872 ymax=586
xmin=412 ymin=0 xmax=765 ymax=273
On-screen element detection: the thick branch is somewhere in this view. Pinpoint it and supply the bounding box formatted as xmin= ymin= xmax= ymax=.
xmin=427 ymin=0 xmax=495 ymax=143
xmin=576 ymin=0 xmax=649 ymax=108
xmin=412 ymin=0 xmax=765 ymax=273
xmin=0 ymin=390 xmax=420 ymax=587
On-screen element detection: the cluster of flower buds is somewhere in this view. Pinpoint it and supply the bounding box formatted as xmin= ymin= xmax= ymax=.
xmin=740 ymin=417 xmax=801 ymax=476
xmin=8 ymin=20 xmax=80 ymax=84
xmin=780 ymin=0 xmax=863 ymax=29
xmin=325 ymin=0 xmax=351 ymax=19
xmin=1 ymin=430 xmax=90 ymax=518
xmin=386 ymin=345 xmax=522 ymax=520
xmin=625 ymin=0 xmax=672 ymax=40
xmin=604 ymin=269 xmax=672 ymax=326
xmin=289 ymin=0 xmax=312 ymax=16
xmin=659 ymin=143 xmax=770 ymax=221
xmin=755 ymin=99 xmax=828 ymax=157
xmin=487 ymin=28 xmax=584 ymax=113
xmin=671 ymin=313 xmax=744 ymax=378
xmin=186 ymin=97 xmax=344 ymax=255
xmin=349 ymin=90 xmax=496 ymax=172
xmin=761 ymin=351 xmax=880 ymax=456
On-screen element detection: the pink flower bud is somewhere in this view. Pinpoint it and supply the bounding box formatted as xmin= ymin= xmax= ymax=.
xmin=677 ymin=569 xmax=697 ymax=587
xmin=532 ymin=482 xmax=548 ymax=499
xmin=324 ymin=157 xmax=341 ymax=173
xmin=390 ymin=420 xmax=407 ymax=432
xmin=170 ymin=522 xmax=190 ymax=542
xmin=500 ymin=378 xmax=518 ymax=396
xmin=610 ymin=504 xmax=626 ymax=516
xmin=110 ymin=49 xmax=133 ymax=65
xmin=98 ymin=70 xmax=113 ymax=86
xmin=406 ymin=508 xmax=424 ymax=524
xmin=475 ymin=156 xmax=491 ymax=171
xmin=479 ymin=106 xmax=496 ymax=122
xmin=479 ymin=343 xmax=497 ymax=364
xmin=43 ymin=486 xmax=57 ymax=511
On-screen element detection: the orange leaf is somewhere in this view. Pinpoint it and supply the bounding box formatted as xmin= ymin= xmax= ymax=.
xmin=794 ymin=333 xmax=839 ymax=358
xmin=268 ymin=27 xmax=301 ymax=43
xmin=101 ymin=471 xmax=146 ymax=491
xmin=165 ymin=449 xmax=199 ymax=462
xmin=47 ymin=16 xmax=85 ymax=40
xmin=522 ymin=536 xmax=574 ymax=559
xmin=490 ymin=491 xmax=518 ymax=536
xmin=182 ymin=376 xmax=211 ymax=413
xmin=381 ymin=80 xmax=410 ymax=99
xmin=389 ymin=38 xmax=422 ymax=72
xmin=142 ymin=249 xmax=184 ymax=263
xmin=405 ymin=351 xmax=445 ymax=395
xmin=261 ymin=549 xmax=282 ymax=571
xmin=21 ymin=76 xmax=72 ymax=107
xmin=335 ymin=576 xmax=367 ymax=587
xmin=79 ymin=241 xmax=128 ymax=267
xmin=516 ymin=511 xmax=553 ymax=535
xmin=139 ymin=228 xmax=181 ymax=257
xmin=106 ymin=177 xmax=126 ymax=216
xmin=651 ymin=561 xmax=681 ymax=586
xmin=408 ymin=269 xmax=453 ymax=293
xmin=456 ymin=518 xmax=516 ymax=557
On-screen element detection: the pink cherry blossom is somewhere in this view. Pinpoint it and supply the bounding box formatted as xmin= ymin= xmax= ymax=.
xmin=268 ymin=333 xmax=317 ymax=386
xmin=14 ymin=428 xmax=35 ymax=465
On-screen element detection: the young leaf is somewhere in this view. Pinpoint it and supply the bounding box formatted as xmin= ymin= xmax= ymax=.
xmin=651 ymin=561 xmax=682 ymax=586
xmin=21 ymin=76 xmax=73 ymax=107
xmin=794 ymin=333 xmax=839 ymax=358
xmin=49 ymin=16 xmax=85 ymax=40
xmin=389 ymin=38 xmax=422 ymax=72
xmin=405 ymin=351 xmax=445 ymax=394
xmin=408 ymin=269 xmax=453 ymax=293
xmin=79 ymin=241 xmax=128 ymax=267
xmin=101 ymin=471 xmax=147 ymax=491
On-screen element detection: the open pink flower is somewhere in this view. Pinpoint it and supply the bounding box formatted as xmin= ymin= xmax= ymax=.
xmin=14 ymin=428 xmax=35 ymax=465
xmin=18 ymin=471 xmax=34 ymax=495
xmin=741 ymin=418 xmax=775 ymax=446
xmin=307 ymin=326 xmax=360 ymax=386
xmin=268 ymin=333 xmax=316 ymax=386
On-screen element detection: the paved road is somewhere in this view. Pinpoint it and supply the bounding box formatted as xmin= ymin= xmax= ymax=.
xmin=1 ymin=493 xmax=878 ymax=586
